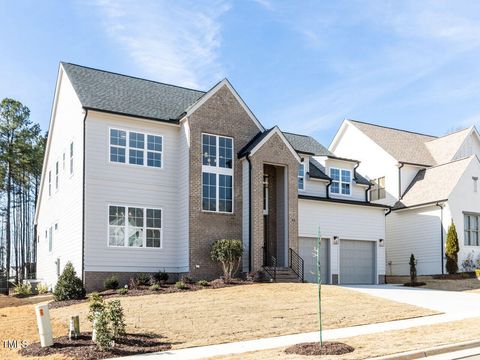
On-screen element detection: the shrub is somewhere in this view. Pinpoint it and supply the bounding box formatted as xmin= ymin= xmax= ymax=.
xmin=446 ymin=221 xmax=460 ymax=274
xmin=37 ymin=283 xmax=49 ymax=294
xmin=250 ymin=270 xmax=269 ymax=283
xmin=88 ymin=292 xmax=105 ymax=322
xmin=152 ymin=271 xmax=169 ymax=284
xmin=104 ymin=275 xmax=119 ymax=290
xmin=150 ymin=284 xmax=161 ymax=291
xmin=135 ymin=273 xmax=151 ymax=286
xmin=14 ymin=283 xmax=32 ymax=296
xmin=175 ymin=281 xmax=188 ymax=290
xmin=106 ymin=300 xmax=126 ymax=338
xmin=210 ymin=239 xmax=243 ymax=282
xmin=94 ymin=309 xmax=112 ymax=350
xmin=196 ymin=280 xmax=209 ymax=286
xmin=117 ymin=288 xmax=128 ymax=295
xmin=53 ymin=262 xmax=86 ymax=301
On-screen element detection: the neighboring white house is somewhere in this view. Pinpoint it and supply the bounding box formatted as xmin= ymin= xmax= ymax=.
xmin=330 ymin=119 xmax=480 ymax=275
xmin=35 ymin=63 xmax=387 ymax=291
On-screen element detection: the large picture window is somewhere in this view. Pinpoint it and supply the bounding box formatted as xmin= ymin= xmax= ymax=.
xmin=330 ymin=168 xmax=351 ymax=195
xmin=465 ymin=213 xmax=480 ymax=246
xmin=201 ymin=134 xmax=233 ymax=213
xmin=110 ymin=129 xmax=162 ymax=168
xmin=108 ymin=205 xmax=162 ymax=248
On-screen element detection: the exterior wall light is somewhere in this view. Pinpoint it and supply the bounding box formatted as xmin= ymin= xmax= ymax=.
xmin=333 ymin=236 xmax=339 ymax=245
xmin=379 ymin=239 xmax=385 ymax=247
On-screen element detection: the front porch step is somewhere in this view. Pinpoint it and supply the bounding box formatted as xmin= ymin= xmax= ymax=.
xmin=263 ymin=267 xmax=302 ymax=282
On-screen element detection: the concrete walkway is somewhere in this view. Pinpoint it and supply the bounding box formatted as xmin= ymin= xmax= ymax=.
xmin=114 ymin=285 xmax=480 ymax=360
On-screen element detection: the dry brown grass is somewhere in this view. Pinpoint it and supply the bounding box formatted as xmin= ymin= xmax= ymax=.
xmin=49 ymin=283 xmax=436 ymax=350
xmin=213 ymin=317 xmax=480 ymax=359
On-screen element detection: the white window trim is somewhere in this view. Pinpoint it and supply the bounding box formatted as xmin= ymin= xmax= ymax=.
xmin=201 ymin=133 xmax=234 ymax=214
xmin=329 ymin=167 xmax=352 ymax=196
xmin=108 ymin=127 xmax=164 ymax=170
xmin=107 ymin=204 xmax=163 ymax=249
xmin=298 ymin=161 xmax=306 ymax=191
xmin=464 ymin=212 xmax=480 ymax=247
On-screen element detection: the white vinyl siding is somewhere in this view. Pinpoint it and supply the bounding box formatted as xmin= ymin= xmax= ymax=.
xmin=110 ymin=128 xmax=163 ymax=168
xmin=201 ymin=133 xmax=233 ymax=213
xmin=84 ymin=111 xmax=188 ymax=273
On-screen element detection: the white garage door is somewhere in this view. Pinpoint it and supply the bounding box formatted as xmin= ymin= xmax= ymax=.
xmin=299 ymin=237 xmax=329 ymax=283
xmin=340 ymin=240 xmax=375 ymax=284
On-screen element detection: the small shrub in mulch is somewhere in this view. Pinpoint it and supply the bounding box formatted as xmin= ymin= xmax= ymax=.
xmin=285 ymin=342 xmax=355 ymax=356
xmin=19 ymin=333 xmax=172 ymax=360
xmin=403 ymin=282 xmax=426 ymax=287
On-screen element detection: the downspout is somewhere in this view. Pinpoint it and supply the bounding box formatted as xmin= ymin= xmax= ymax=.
xmin=82 ymin=109 xmax=88 ymax=284
xmin=326 ymin=178 xmax=333 ymax=199
xmin=436 ymin=202 xmax=445 ymax=275
xmin=398 ymin=162 xmax=405 ymax=199
xmin=365 ymin=183 xmax=372 ymax=203
xmin=246 ymin=153 xmax=253 ymax=273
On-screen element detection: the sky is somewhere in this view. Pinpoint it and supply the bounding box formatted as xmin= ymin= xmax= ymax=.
xmin=1 ymin=0 xmax=480 ymax=145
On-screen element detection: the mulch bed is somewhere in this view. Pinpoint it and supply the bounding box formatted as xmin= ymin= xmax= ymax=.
xmin=285 ymin=342 xmax=355 ymax=356
xmin=49 ymin=279 xmax=251 ymax=309
xmin=433 ymin=273 xmax=475 ymax=280
xmin=19 ymin=332 xmax=172 ymax=360
xmin=403 ymin=282 xmax=427 ymax=287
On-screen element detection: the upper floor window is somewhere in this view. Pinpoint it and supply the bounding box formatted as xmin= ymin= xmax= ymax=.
xmin=48 ymin=170 xmax=52 ymax=196
xmin=330 ymin=168 xmax=351 ymax=195
xmin=55 ymin=161 xmax=59 ymax=190
xmin=263 ymin=175 xmax=269 ymax=215
xmin=465 ymin=213 xmax=480 ymax=246
xmin=474 ymin=177 xmax=478 ymax=193
xmin=62 ymin=152 xmax=66 ymax=171
xmin=298 ymin=162 xmax=305 ymax=190
xmin=370 ymin=177 xmax=386 ymax=201
xmin=201 ymin=134 xmax=233 ymax=213
xmin=48 ymin=226 xmax=53 ymax=252
xmin=70 ymin=142 xmax=74 ymax=175
xmin=108 ymin=205 xmax=162 ymax=248
xmin=110 ymin=129 xmax=162 ymax=168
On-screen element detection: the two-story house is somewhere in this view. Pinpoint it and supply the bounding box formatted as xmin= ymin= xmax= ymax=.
xmin=35 ymin=63 xmax=387 ymax=291
xmin=330 ymin=119 xmax=480 ymax=276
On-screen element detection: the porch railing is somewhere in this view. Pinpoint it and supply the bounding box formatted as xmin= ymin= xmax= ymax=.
xmin=289 ymin=248 xmax=304 ymax=282
xmin=262 ymin=247 xmax=277 ymax=282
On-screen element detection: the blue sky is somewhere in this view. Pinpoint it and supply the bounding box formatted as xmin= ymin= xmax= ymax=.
xmin=1 ymin=0 xmax=480 ymax=145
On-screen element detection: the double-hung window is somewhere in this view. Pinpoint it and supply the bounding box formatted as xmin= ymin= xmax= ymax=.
xmin=370 ymin=177 xmax=386 ymax=201
xmin=110 ymin=129 xmax=162 ymax=168
xmin=48 ymin=171 xmax=52 ymax=196
xmin=48 ymin=226 xmax=53 ymax=252
xmin=330 ymin=168 xmax=351 ymax=195
xmin=298 ymin=162 xmax=305 ymax=190
xmin=464 ymin=213 xmax=480 ymax=246
xmin=70 ymin=142 xmax=74 ymax=175
xmin=201 ymin=134 xmax=233 ymax=213
xmin=108 ymin=205 xmax=162 ymax=248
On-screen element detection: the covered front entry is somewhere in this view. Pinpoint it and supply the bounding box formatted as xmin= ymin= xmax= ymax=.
xmin=299 ymin=237 xmax=329 ymax=283
xmin=340 ymin=240 xmax=375 ymax=284
xmin=262 ymin=164 xmax=288 ymax=267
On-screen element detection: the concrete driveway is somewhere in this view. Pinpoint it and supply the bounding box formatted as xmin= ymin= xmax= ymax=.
xmin=342 ymin=284 xmax=480 ymax=318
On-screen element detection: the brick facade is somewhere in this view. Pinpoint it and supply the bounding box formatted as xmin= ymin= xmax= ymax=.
xmin=187 ymin=85 xmax=260 ymax=279
xmin=84 ymin=271 xmax=182 ymax=292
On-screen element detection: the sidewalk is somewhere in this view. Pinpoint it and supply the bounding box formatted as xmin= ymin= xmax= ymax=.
xmin=114 ymin=286 xmax=480 ymax=360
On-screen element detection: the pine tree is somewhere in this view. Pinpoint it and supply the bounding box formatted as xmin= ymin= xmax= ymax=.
xmin=445 ymin=221 xmax=459 ymax=274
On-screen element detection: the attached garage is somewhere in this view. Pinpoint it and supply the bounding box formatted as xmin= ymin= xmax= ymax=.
xmin=339 ymin=240 xmax=376 ymax=284
xmin=299 ymin=237 xmax=329 ymax=283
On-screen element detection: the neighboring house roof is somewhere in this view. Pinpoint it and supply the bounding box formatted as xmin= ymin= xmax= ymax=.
xmin=62 ymin=62 xmax=206 ymax=122
xmin=425 ymin=127 xmax=475 ymax=165
xmin=283 ymin=132 xmax=334 ymax=156
xmin=348 ymin=119 xmax=438 ymax=165
xmin=393 ymin=156 xmax=474 ymax=210
xmin=354 ymin=172 xmax=372 ymax=186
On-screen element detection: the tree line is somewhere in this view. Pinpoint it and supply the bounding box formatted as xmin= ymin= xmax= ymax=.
xmin=0 ymin=98 xmax=46 ymax=289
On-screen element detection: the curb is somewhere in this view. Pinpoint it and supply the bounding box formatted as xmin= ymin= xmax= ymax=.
xmin=370 ymin=339 xmax=480 ymax=359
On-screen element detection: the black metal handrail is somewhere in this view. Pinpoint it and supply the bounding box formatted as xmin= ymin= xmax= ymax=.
xmin=289 ymin=248 xmax=304 ymax=282
xmin=262 ymin=247 xmax=277 ymax=282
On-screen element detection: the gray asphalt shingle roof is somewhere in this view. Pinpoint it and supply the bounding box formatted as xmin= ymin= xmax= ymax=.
xmin=283 ymin=132 xmax=334 ymax=156
xmin=393 ymin=156 xmax=474 ymax=209
xmin=62 ymin=62 xmax=205 ymax=121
